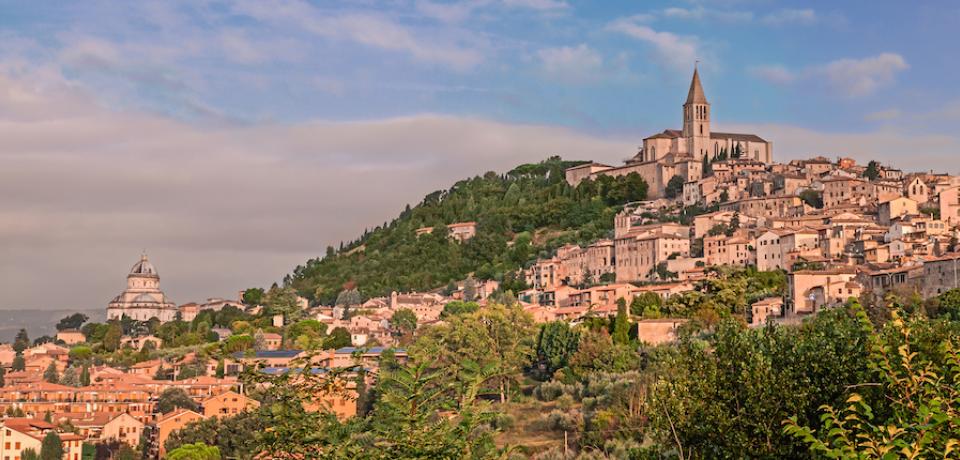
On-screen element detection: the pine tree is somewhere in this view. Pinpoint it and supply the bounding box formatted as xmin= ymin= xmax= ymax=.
xmin=43 ymin=362 xmax=59 ymax=383
xmin=0 ymin=366 xmax=5 ymax=387
xmin=613 ymin=298 xmax=631 ymax=345
xmin=12 ymin=353 xmax=25 ymax=372
xmin=80 ymin=365 xmax=91 ymax=386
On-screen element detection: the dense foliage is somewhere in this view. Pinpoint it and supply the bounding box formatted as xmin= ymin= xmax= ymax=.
xmin=283 ymin=157 xmax=648 ymax=303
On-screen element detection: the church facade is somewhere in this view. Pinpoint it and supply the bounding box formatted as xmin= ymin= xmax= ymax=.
xmin=106 ymin=254 xmax=178 ymax=322
xmin=565 ymin=68 xmax=773 ymax=198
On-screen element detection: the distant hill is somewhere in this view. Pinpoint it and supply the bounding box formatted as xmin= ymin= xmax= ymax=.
xmin=284 ymin=156 xmax=650 ymax=304
xmin=0 ymin=309 xmax=105 ymax=343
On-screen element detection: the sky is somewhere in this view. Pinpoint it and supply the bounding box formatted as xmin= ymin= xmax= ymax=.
xmin=1 ymin=0 xmax=959 ymax=310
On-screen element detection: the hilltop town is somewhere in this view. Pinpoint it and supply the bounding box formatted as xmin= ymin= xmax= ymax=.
xmin=2 ymin=70 xmax=960 ymax=459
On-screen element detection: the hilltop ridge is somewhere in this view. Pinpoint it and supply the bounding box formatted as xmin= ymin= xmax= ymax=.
xmin=283 ymin=156 xmax=650 ymax=303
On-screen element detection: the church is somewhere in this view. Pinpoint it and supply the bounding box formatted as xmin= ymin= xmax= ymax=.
xmin=106 ymin=254 xmax=178 ymax=322
xmin=565 ymin=68 xmax=773 ymax=197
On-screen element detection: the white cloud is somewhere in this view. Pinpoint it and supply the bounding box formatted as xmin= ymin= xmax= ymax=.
xmin=502 ymin=0 xmax=569 ymax=11
xmin=662 ymin=7 xmax=753 ymax=22
xmin=751 ymin=53 xmax=909 ymax=97
xmin=537 ymin=44 xmax=603 ymax=84
xmin=749 ymin=65 xmax=796 ymax=85
xmin=0 ymin=66 xmax=634 ymax=309
xmin=232 ymin=0 xmax=483 ymax=70
xmin=606 ymin=18 xmax=700 ymax=72
xmin=760 ymin=9 xmax=818 ymax=25
xmin=817 ymin=53 xmax=909 ymax=97
xmin=415 ymin=0 xmax=480 ymax=24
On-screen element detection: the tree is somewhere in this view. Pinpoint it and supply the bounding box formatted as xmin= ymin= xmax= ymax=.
xmin=241 ymin=287 xmax=265 ymax=306
xmin=43 ymin=362 xmax=60 ymax=383
xmin=648 ymin=304 xmax=874 ymax=457
xmin=165 ymin=411 xmax=266 ymax=458
xmin=463 ymin=276 xmax=478 ymax=301
xmin=323 ymin=327 xmax=351 ymax=350
xmin=863 ymin=160 xmax=881 ymax=180
xmin=612 ymin=298 xmax=631 ymax=345
xmin=80 ymin=365 xmax=91 ymax=386
xmin=798 ymin=189 xmax=823 ymax=208
xmin=39 ymin=432 xmax=64 ymax=460
xmin=266 ymin=284 xmax=302 ymax=322
xmin=785 ymin=315 xmax=960 ymax=458
xmin=166 ymin=443 xmax=221 ymax=460
xmin=102 ymin=322 xmax=122 ymax=352
xmin=702 ymin=154 xmax=712 ymax=176
xmin=157 ymin=388 xmax=199 ymax=414
xmin=12 ymin=353 xmax=25 ymax=371
xmin=0 ymin=366 xmax=5 ymax=387
xmin=56 ymin=313 xmax=89 ymax=331
xmin=535 ymin=321 xmax=580 ymax=376
xmin=21 ymin=449 xmax=38 ymax=460
xmin=13 ymin=329 xmax=29 ymax=353
xmin=665 ymin=174 xmax=685 ymax=199
xmin=934 ymin=288 xmax=960 ymax=321
xmin=68 ymin=346 xmax=93 ymax=362
xmin=390 ymin=308 xmax=418 ymax=340
xmin=441 ymin=301 xmax=479 ymax=318
xmin=59 ymin=366 xmax=78 ymax=387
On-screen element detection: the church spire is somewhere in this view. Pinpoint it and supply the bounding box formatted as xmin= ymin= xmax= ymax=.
xmin=685 ymin=66 xmax=707 ymax=105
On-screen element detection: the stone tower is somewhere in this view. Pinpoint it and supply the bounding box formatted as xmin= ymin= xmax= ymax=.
xmin=682 ymin=67 xmax=710 ymax=160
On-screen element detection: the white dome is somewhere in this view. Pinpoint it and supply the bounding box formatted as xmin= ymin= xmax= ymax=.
xmin=130 ymin=254 xmax=158 ymax=276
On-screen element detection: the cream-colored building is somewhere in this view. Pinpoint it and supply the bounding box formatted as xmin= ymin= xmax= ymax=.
xmin=787 ymin=268 xmax=861 ymax=314
xmin=106 ymin=254 xmax=177 ymax=322
xmin=101 ymin=413 xmax=144 ymax=448
xmin=940 ymin=186 xmax=960 ymax=225
xmin=566 ymin=68 xmax=772 ymax=197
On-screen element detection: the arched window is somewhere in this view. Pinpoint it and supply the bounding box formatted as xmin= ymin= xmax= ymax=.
xmin=715 ymin=142 xmax=719 ymax=156
xmin=700 ymin=125 xmax=703 ymax=135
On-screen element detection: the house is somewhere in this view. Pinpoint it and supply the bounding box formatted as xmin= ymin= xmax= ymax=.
xmin=156 ymin=408 xmax=204 ymax=457
xmin=921 ymin=252 xmax=960 ymax=298
xmin=201 ymin=390 xmax=260 ymax=418
xmin=750 ymin=297 xmax=783 ymax=326
xmin=55 ymin=330 xmax=86 ymax=345
xmin=101 ymin=413 xmax=144 ymax=448
xmin=0 ymin=418 xmax=85 ymax=460
xmin=877 ymin=197 xmax=918 ymax=226
xmin=259 ymin=332 xmax=283 ymax=351
xmin=787 ymin=268 xmax=861 ymax=314
xmin=635 ymin=319 xmax=687 ymax=345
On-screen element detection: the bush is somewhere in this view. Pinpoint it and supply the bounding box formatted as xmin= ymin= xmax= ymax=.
xmin=534 ymin=380 xmax=580 ymax=402
xmin=531 ymin=410 xmax=581 ymax=433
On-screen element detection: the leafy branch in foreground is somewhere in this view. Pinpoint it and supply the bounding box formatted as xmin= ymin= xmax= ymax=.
xmin=784 ymin=314 xmax=960 ymax=458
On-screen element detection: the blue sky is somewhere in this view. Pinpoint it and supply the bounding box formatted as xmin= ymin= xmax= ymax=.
xmin=1 ymin=0 xmax=958 ymax=309
xmin=3 ymin=0 xmax=956 ymax=136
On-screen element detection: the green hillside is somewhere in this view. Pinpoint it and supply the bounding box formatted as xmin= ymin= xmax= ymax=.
xmin=284 ymin=156 xmax=649 ymax=304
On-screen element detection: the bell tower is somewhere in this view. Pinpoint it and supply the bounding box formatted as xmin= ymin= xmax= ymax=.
xmin=682 ymin=66 xmax=710 ymax=159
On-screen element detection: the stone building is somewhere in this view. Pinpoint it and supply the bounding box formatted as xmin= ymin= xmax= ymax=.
xmin=106 ymin=254 xmax=177 ymax=322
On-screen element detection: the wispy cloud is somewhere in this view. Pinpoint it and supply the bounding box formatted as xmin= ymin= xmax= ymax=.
xmin=606 ymin=17 xmax=700 ymax=72
xmin=661 ymin=7 xmax=819 ymax=25
xmin=231 ymin=0 xmax=484 ymax=70
xmin=502 ymin=0 xmax=569 ymax=12
xmin=537 ymin=44 xmax=603 ymax=84
xmin=748 ymin=65 xmax=796 ymax=85
xmin=818 ymin=53 xmax=909 ymax=97
xmin=751 ymin=53 xmax=909 ymax=97
xmin=760 ymin=9 xmax=818 ymax=25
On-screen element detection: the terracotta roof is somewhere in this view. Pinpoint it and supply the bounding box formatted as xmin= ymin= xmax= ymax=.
xmin=710 ymin=131 xmax=767 ymax=143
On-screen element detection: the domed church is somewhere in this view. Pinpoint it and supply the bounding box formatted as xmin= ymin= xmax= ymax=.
xmin=106 ymin=254 xmax=178 ymax=322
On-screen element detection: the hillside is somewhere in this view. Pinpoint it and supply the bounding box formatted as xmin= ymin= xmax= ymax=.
xmin=284 ymin=157 xmax=649 ymax=304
